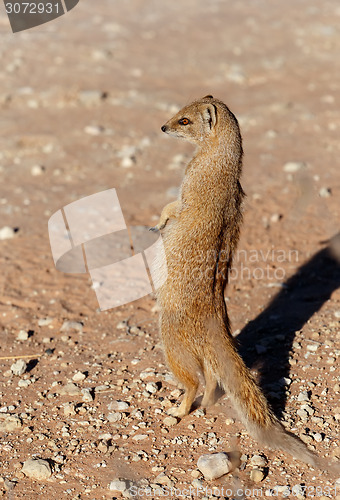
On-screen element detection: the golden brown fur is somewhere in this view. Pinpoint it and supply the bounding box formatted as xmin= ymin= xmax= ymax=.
xmin=154 ymin=96 xmax=319 ymax=466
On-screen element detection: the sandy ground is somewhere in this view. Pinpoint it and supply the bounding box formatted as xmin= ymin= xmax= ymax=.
xmin=0 ymin=0 xmax=339 ymax=498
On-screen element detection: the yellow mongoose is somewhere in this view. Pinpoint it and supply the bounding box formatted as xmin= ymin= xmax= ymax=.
xmin=154 ymin=95 xmax=318 ymax=466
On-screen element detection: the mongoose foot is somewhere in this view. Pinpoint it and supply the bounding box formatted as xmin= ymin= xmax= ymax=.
xmin=167 ymin=406 xmax=188 ymax=418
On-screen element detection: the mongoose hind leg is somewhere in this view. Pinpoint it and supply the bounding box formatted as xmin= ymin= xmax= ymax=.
xmin=149 ymin=200 xmax=180 ymax=232
xmin=165 ymin=350 xmax=199 ymax=418
xmin=201 ymin=367 xmax=218 ymax=408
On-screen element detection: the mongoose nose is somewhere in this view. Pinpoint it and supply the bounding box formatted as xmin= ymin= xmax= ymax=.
xmin=161 ymin=125 xmax=167 ymax=133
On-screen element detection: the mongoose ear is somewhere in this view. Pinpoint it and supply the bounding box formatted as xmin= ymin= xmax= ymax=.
xmin=202 ymin=103 xmax=217 ymax=128
xmin=202 ymin=95 xmax=214 ymax=99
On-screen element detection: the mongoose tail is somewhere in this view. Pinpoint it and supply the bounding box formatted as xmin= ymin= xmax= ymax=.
xmin=206 ymin=320 xmax=319 ymax=467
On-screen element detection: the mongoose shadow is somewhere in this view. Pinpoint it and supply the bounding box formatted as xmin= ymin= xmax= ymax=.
xmin=235 ymin=234 xmax=340 ymax=419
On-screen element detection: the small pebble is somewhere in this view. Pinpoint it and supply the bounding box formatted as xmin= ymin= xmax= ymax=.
xmin=0 ymin=226 xmax=16 ymax=240
xmin=109 ymin=478 xmax=131 ymax=494
xmin=78 ymin=90 xmax=106 ymax=106
xmin=297 ymin=409 xmax=308 ymax=420
xmin=4 ymin=479 xmax=16 ymax=491
xmin=60 ymin=320 xmax=83 ymax=333
xmin=283 ymin=161 xmax=306 ymax=172
xmin=84 ymin=125 xmax=104 ymax=135
xmin=163 ymin=416 xmax=177 ymax=427
xmin=58 ymin=383 xmax=81 ymax=396
xmin=63 ymin=403 xmax=76 ymax=417
xmin=38 ymin=317 xmax=54 ymax=327
xmin=121 ymin=156 xmax=135 ymax=168
xmin=0 ymin=414 xmax=22 ymax=432
xmin=132 ymin=434 xmax=148 ymax=441
xmin=81 ymin=388 xmax=93 ymax=402
xmin=319 ymin=187 xmax=331 ymax=198
xmin=31 ymin=165 xmax=45 ymax=176
xmin=95 ymin=385 xmax=110 ymax=392
xmin=192 ymin=478 xmax=203 ymax=488
xmin=108 ymin=401 xmax=129 ymax=411
xmin=313 ymin=432 xmax=323 ymax=442
xmin=72 ymin=371 xmax=86 ymax=382
xmin=225 ymin=418 xmax=235 ymax=425
xmin=270 ymin=213 xmax=282 ymax=223
xmin=11 ymin=359 xmax=27 ymax=376
xmin=191 ymin=470 xmax=201 ymax=478
xmin=297 ymin=390 xmax=310 ymax=401
xmin=250 ymin=454 xmax=267 ymax=467
xmin=107 ymin=412 xmax=122 ymax=423
xmin=116 ymin=321 xmax=128 ymax=330
xmin=146 ymin=382 xmax=158 ymax=394
xmin=18 ymin=379 xmax=31 ymax=388
xmin=17 ymin=330 xmax=29 ymax=341
xmin=250 ymin=468 xmax=264 ymax=483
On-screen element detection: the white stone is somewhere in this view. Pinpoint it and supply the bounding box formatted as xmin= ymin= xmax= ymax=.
xmin=0 ymin=414 xmax=22 ymax=432
xmin=163 ymin=416 xmax=177 ymax=427
xmin=84 ymin=125 xmax=104 ymax=135
xmin=146 ymin=382 xmax=158 ymax=394
xmin=60 ymin=320 xmax=83 ymax=332
xmin=197 ymin=452 xmax=232 ymax=480
xmin=121 ymin=156 xmax=135 ymax=168
xmin=17 ymin=330 xmax=29 ymax=341
xmin=0 ymin=226 xmax=15 ymax=240
xmin=109 ymin=478 xmax=130 ymax=493
xmin=22 ymin=458 xmax=52 ymax=480
xmin=319 ymin=187 xmax=331 ymax=198
xmin=108 ymin=401 xmax=129 ymax=411
xmin=297 ymin=390 xmax=310 ymax=401
xmin=107 ymin=412 xmax=122 ymax=423
xmin=283 ymin=161 xmax=306 ymax=172
xmin=250 ymin=468 xmax=264 ymax=482
xmin=250 ymin=454 xmax=267 ymax=467
xmin=11 ymin=359 xmax=27 ymax=376
xmin=132 ymin=434 xmax=148 ymax=441
xmin=72 ymin=371 xmax=86 ymax=382
xmin=31 ymin=165 xmax=45 ymax=176
xmin=58 ymin=383 xmax=81 ymax=396
xmin=81 ymin=388 xmax=93 ymax=402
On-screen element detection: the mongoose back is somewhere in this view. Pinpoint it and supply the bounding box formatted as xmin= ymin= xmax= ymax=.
xmin=154 ymin=95 xmax=319 ymax=467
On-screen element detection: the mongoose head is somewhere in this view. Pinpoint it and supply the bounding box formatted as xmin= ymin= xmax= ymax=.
xmin=161 ymin=95 xmax=241 ymax=148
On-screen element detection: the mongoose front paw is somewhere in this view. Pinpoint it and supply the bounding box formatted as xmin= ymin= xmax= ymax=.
xmin=149 ymin=220 xmax=168 ymax=232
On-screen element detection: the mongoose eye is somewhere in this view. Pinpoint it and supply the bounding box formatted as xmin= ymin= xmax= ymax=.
xmin=178 ymin=118 xmax=190 ymax=126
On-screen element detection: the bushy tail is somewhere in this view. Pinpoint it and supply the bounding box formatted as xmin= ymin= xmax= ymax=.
xmin=206 ymin=325 xmax=319 ymax=466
